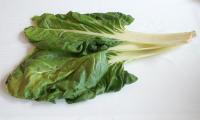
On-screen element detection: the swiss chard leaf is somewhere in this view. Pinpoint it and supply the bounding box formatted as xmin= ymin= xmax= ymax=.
xmin=25 ymin=11 xmax=195 ymax=61
xmin=24 ymin=11 xmax=133 ymax=55
xmin=25 ymin=27 xmax=121 ymax=55
xmin=6 ymin=50 xmax=137 ymax=103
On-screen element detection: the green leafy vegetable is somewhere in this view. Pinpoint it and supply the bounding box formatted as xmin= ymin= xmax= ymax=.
xmin=25 ymin=11 xmax=195 ymax=62
xmin=6 ymin=50 xmax=137 ymax=103
xmin=6 ymin=11 xmax=195 ymax=103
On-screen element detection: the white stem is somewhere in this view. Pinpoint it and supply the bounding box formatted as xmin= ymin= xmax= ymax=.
xmin=112 ymin=30 xmax=196 ymax=46
xmin=108 ymin=31 xmax=196 ymax=63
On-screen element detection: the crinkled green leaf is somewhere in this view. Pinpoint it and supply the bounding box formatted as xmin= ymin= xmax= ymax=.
xmin=25 ymin=11 xmax=195 ymax=60
xmin=24 ymin=11 xmax=133 ymax=55
xmin=6 ymin=50 xmax=137 ymax=103
xmin=24 ymin=26 xmax=121 ymax=55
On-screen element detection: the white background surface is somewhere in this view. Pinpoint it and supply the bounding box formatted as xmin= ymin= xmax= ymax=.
xmin=0 ymin=0 xmax=200 ymax=120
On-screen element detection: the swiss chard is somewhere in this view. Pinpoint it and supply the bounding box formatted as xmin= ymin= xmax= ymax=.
xmin=6 ymin=50 xmax=137 ymax=103
xmin=6 ymin=11 xmax=195 ymax=103
xmin=25 ymin=11 xmax=195 ymax=62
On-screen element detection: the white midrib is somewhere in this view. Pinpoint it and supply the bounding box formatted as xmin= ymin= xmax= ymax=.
xmin=48 ymin=28 xmax=115 ymax=38
xmin=46 ymin=28 xmax=195 ymax=46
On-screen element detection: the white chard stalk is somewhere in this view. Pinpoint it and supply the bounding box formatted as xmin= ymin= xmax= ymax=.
xmin=108 ymin=31 xmax=196 ymax=63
